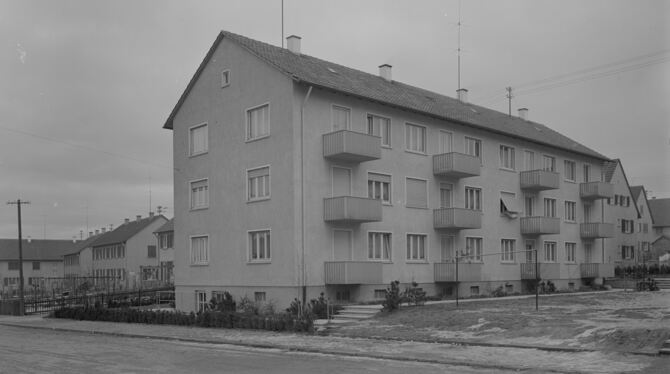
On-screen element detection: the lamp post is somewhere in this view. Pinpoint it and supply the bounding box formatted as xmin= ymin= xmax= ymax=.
xmin=7 ymin=199 xmax=30 ymax=316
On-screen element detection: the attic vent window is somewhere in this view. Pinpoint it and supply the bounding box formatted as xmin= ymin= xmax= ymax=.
xmin=327 ymin=67 xmax=337 ymax=74
xmin=221 ymin=69 xmax=230 ymax=88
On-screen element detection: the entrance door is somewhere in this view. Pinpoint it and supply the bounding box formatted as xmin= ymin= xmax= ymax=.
xmin=525 ymin=240 xmax=536 ymax=263
xmin=332 ymin=167 xmax=351 ymax=197
xmin=438 ymin=130 xmax=452 ymax=154
xmin=333 ymin=230 xmax=352 ymax=261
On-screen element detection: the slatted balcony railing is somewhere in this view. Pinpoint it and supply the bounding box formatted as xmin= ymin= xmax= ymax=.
xmin=580 ymin=223 xmax=614 ymax=239
xmin=520 ymin=216 xmax=561 ymax=235
xmin=433 ymin=208 xmax=482 ymax=230
xmin=434 ymin=262 xmax=483 ymax=282
xmin=324 ymin=261 xmax=383 ymax=284
xmin=580 ymin=182 xmax=614 ymax=200
xmin=520 ymin=170 xmax=560 ymax=191
xmin=323 ymin=130 xmax=381 ymax=162
xmin=323 ymin=196 xmax=382 ymax=224
xmin=432 ymin=152 xmax=481 ymax=178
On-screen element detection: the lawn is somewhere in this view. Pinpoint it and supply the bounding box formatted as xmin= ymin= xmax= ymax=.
xmin=333 ymin=291 xmax=670 ymax=354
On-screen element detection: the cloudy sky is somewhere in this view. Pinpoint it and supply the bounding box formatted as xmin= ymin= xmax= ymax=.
xmin=1 ymin=0 xmax=668 ymax=240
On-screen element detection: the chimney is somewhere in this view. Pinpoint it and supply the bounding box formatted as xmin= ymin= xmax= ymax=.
xmin=136 ymin=215 xmax=142 ymax=221
xmin=286 ymin=35 xmax=301 ymax=54
xmin=149 ymin=211 xmax=155 ymax=217
xmin=379 ymin=64 xmax=392 ymax=82
xmin=456 ymin=88 xmax=468 ymax=103
xmin=101 ymin=227 xmax=106 ymax=233
xmin=124 ymin=218 xmax=130 ymax=224
xmin=88 ymin=231 xmax=93 ymax=238
xmin=95 ymin=230 xmax=99 ymax=235
xmin=518 ymin=108 xmax=529 ymax=121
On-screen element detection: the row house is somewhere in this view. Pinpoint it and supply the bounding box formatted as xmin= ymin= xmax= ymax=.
xmin=164 ymin=31 xmax=624 ymax=311
xmin=154 ymin=218 xmax=175 ymax=284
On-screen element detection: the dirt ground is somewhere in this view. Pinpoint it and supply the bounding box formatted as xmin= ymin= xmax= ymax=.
xmin=333 ymin=291 xmax=670 ymax=354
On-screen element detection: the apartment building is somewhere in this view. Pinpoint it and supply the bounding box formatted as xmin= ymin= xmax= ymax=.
xmin=165 ymin=31 xmax=620 ymax=311
xmin=90 ymin=214 xmax=167 ymax=289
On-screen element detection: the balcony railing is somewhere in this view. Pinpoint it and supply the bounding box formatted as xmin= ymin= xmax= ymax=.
xmin=580 ymin=181 xmax=614 ymax=200
xmin=580 ymin=223 xmax=614 ymax=239
xmin=580 ymin=263 xmax=614 ymax=278
xmin=324 ymin=196 xmax=382 ymax=223
xmin=520 ymin=262 xmax=561 ymax=280
xmin=520 ymin=216 xmax=561 ymax=235
xmin=519 ymin=170 xmax=560 ymax=191
xmin=323 ymin=130 xmax=381 ymax=162
xmin=324 ymin=261 xmax=383 ymax=284
xmin=434 ymin=262 xmax=483 ymax=282
xmin=432 ymin=152 xmax=481 ymax=178
xmin=433 ymin=208 xmax=482 ymax=230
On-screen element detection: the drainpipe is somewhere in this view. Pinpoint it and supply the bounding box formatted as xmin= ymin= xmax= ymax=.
xmin=300 ymin=85 xmax=313 ymax=307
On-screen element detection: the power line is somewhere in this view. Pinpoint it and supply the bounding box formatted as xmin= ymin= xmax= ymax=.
xmin=0 ymin=125 xmax=171 ymax=170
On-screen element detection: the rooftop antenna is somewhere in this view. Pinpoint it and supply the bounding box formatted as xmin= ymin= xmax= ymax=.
xmin=281 ymin=0 xmax=285 ymax=48
xmin=506 ymin=87 xmax=513 ymax=116
xmin=149 ymin=174 xmax=152 ymax=214
xmin=457 ymin=0 xmax=462 ymax=90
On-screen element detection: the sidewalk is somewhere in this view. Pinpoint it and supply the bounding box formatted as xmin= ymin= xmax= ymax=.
xmin=0 ymin=313 xmax=656 ymax=374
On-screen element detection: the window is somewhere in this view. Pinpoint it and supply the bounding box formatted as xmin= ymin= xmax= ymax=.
xmin=465 ymin=237 xmax=483 ymax=262
xmin=147 ymin=245 xmax=156 ymax=259
xmin=405 ymin=123 xmax=426 ymax=153
xmin=564 ymin=160 xmax=576 ymax=181
xmin=221 ymin=69 xmax=230 ymax=87
xmin=524 ymin=195 xmax=534 ymax=216
xmin=439 ymin=183 xmax=453 ymax=208
xmin=254 ymin=292 xmax=266 ymax=302
xmin=438 ymin=130 xmax=453 ymax=153
xmin=565 ymin=243 xmax=576 ymax=263
xmin=440 ymin=235 xmax=455 ymax=261
xmin=620 ymin=219 xmax=634 ymax=234
xmin=465 ymin=187 xmax=482 ymax=210
xmin=406 ymin=177 xmax=428 ymax=208
xmin=499 ymin=145 xmax=515 ymax=170
xmin=159 ymin=232 xmax=174 ymax=249
xmin=500 ymin=191 xmax=518 ymax=216
xmin=32 ymin=261 xmax=40 ymax=270
xmin=249 ymin=230 xmax=271 ymax=262
xmin=465 ymin=137 xmax=482 ymax=161
xmin=406 ymin=234 xmax=426 ymax=261
xmin=544 ymin=241 xmax=557 ymax=262
xmin=621 ymin=245 xmax=635 ymax=260
xmin=501 ymin=239 xmax=515 ymax=263
xmin=247 ymin=104 xmax=270 ymax=140
xmin=544 ymin=198 xmax=556 ymax=218
xmin=332 ymin=105 xmax=350 ymax=130
xmin=564 ymin=201 xmax=576 ymax=222
xmin=248 ymin=166 xmax=270 ymax=201
xmin=190 ymin=235 xmax=209 ymax=265
xmin=8 ymin=261 xmax=19 ymax=271
xmin=368 ymin=173 xmax=391 ymax=204
xmin=367 ymin=114 xmax=391 ymax=147
xmin=470 ymin=286 xmax=480 ymax=296
xmin=189 ymin=124 xmax=208 ymax=156
xmin=196 ymin=291 xmax=208 ymax=312
xmin=374 ymin=289 xmax=387 ymax=299
xmin=543 ymin=155 xmax=556 ymax=172
xmin=583 ymin=164 xmax=591 ymax=182
xmin=190 ymin=179 xmax=209 ymax=209
xmin=368 ymin=232 xmax=391 ymax=261
xmin=643 ymin=223 xmax=649 ymax=233
xmin=523 ymin=150 xmax=535 ymax=171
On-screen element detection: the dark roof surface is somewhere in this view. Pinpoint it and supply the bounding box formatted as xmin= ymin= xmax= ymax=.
xmin=649 ymin=198 xmax=670 ymax=227
xmin=92 ymin=215 xmax=166 ymax=248
xmin=630 ymin=186 xmax=644 ymax=201
xmin=0 ymin=239 xmax=75 ymax=261
xmin=164 ymin=30 xmax=609 ymax=161
xmin=154 ymin=218 xmax=173 ymax=234
xmin=603 ymin=160 xmax=618 ymax=183
xmin=63 ymin=234 xmax=105 ymax=256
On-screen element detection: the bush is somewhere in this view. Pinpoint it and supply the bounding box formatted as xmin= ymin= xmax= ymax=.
xmin=403 ymin=282 xmax=426 ymax=306
xmin=237 ymin=295 xmax=260 ymax=315
xmin=491 ymin=285 xmax=507 ymax=298
xmin=209 ymin=291 xmax=236 ymax=312
xmin=382 ymin=280 xmax=402 ymax=312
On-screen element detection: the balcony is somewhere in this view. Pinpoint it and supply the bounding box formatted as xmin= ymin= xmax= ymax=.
xmin=432 ymin=152 xmax=481 ymax=178
xmin=580 ymin=223 xmax=614 ymax=239
xmin=323 ymin=130 xmax=381 ymax=163
xmin=580 ymin=263 xmax=614 ymax=278
xmin=323 ymin=196 xmax=382 ymax=224
xmin=433 ymin=208 xmax=482 ymax=230
xmin=520 ymin=217 xmax=561 ymax=235
xmin=434 ymin=262 xmax=483 ymax=282
xmin=324 ymin=261 xmax=383 ymax=284
xmin=520 ymin=262 xmax=560 ymax=280
xmin=519 ymin=170 xmax=560 ymax=191
xmin=580 ymin=181 xmax=614 ymax=200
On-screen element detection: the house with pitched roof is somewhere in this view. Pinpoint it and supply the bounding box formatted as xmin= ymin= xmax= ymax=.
xmin=90 ymin=213 xmax=167 ymax=290
xmin=649 ymin=197 xmax=670 ymax=261
xmin=154 ymin=218 xmax=174 ymax=284
xmin=63 ymin=232 xmax=106 ymax=278
xmin=0 ymin=239 xmax=74 ymax=297
xmin=164 ymin=31 xmax=621 ymax=311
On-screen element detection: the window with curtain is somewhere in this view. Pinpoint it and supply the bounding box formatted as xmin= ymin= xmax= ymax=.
xmin=248 ymin=166 xmax=270 ymax=201
xmin=247 ymin=104 xmax=270 ymax=140
xmin=368 ymin=232 xmax=391 ymax=261
xmin=406 ymin=234 xmax=426 ymax=260
xmin=367 ymin=114 xmax=391 ymax=147
xmin=405 ymin=123 xmax=426 ymax=153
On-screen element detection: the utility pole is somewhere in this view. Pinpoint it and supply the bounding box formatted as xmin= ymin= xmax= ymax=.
xmin=7 ymin=199 xmax=30 ymax=315
xmin=506 ymin=87 xmax=513 ymax=116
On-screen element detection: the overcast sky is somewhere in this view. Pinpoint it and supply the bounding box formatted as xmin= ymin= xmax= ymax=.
xmin=1 ymin=0 xmax=668 ymax=240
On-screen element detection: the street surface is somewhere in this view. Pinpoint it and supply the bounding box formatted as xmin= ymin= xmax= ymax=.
xmin=0 ymin=325 xmax=512 ymax=374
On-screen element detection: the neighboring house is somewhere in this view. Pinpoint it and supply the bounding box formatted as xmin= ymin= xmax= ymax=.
xmin=91 ymin=213 xmax=168 ymax=290
xmin=154 ymin=218 xmax=174 ymax=284
xmin=602 ymin=160 xmax=654 ymax=265
xmin=63 ymin=232 xmax=106 ymax=278
xmin=0 ymin=239 xmax=74 ymax=297
xmin=649 ymin=197 xmax=670 ymax=260
xmin=164 ymin=31 xmax=621 ymax=312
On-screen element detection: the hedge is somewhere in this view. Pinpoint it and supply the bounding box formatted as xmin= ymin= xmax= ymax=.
xmin=52 ymin=306 xmax=313 ymax=332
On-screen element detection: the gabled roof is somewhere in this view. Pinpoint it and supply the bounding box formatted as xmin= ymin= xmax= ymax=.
xmin=649 ymin=198 xmax=670 ymax=227
xmin=630 ymin=185 xmax=654 ymax=223
xmin=0 ymin=239 xmax=75 ymax=261
xmin=91 ymin=215 xmax=166 ymax=248
xmin=630 ymin=186 xmax=644 ymax=201
xmin=154 ymin=218 xmax=173 ymax=234
xmin=652 ymin=234 xmax=670 ymax=245
xmin=603 ymin=160 xmax=618 ymax=183
xmin=164 ymin=30 xmax=609 ymax=162
xmin=63 ymin=233 xmax=105 ymax=256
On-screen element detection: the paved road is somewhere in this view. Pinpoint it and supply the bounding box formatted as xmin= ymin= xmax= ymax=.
xmin=0 ymin=325 xmax=513 ymax=374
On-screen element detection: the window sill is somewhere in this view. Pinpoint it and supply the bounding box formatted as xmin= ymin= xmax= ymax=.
xmin=190 ymin=207 xmax=209 ymax=212
xmin=189 ymin=151 xmax=209 ymax=158
xmin=564 ymin=180 xmax=576 ymax=184
xmin=247 ymin=260 xmax=271 ymax=264
xmin=190 ymin=263 xmax=209 ymax=267
xmin=500 ymin=261 xmax=517 ymax=265
xmin=564 ymin=220 xmax=577 ymax=224
xmin=381 ymin=145 xmax=392 ymax=149
xmin=246 ymin=134 xmax=270 ymax=143
xmin=405 ymin=205 xmax=429 ymax=209
xmin=247 ymin=197 xmax=270 ymax=204
xmin=499 ymin=167 xmax=517 ymax=173
xmin=404 ymin=149 xmax=427 ymax=156
xmin=406 ymin=260 xmax=429 ymax=264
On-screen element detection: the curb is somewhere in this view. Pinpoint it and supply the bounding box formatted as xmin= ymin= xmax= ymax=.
xmin=0 ymin=321 xmax=605 ymax=374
